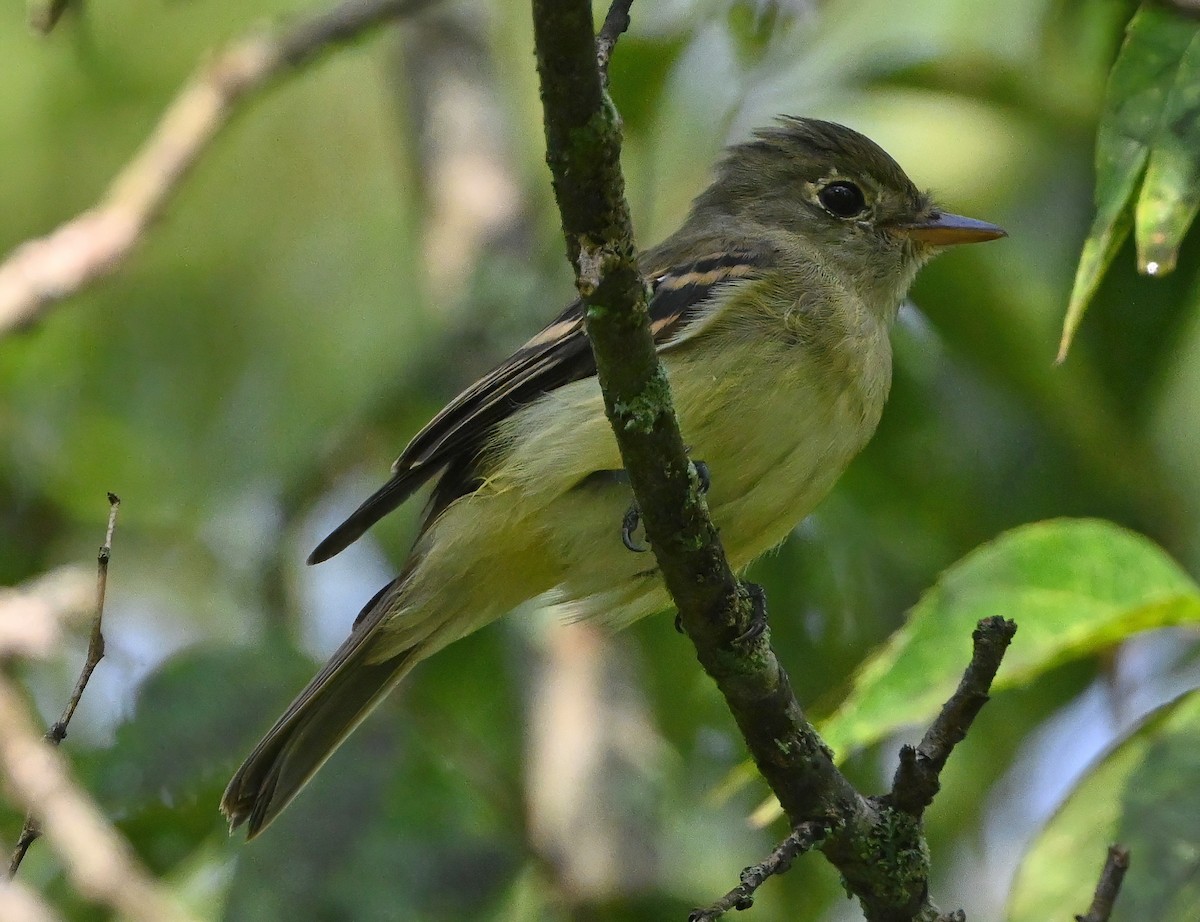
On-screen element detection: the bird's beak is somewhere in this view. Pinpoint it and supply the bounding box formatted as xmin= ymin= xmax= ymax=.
xmin=889 ymin=212 xmax=1006 ymax=246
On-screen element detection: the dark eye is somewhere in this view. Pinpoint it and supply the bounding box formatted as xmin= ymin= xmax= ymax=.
xmin=818 ymin=181 xmax=867 ymax=218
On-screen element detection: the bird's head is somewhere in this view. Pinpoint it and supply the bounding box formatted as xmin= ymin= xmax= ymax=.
xmin=695 ymin=117 xmax=1005 ymax=311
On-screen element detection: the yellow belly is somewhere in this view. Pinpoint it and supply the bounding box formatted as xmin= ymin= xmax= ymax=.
xmin=373 ymin=313 xmax=892 ymax=652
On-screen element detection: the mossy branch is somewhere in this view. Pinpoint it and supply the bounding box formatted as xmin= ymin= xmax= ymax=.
xmin=527 ymin=3 xmax=1017 ymax=920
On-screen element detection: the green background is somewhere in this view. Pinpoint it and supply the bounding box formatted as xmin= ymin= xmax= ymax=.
xmin=4 ymin=0 xmax=1199 ymax=919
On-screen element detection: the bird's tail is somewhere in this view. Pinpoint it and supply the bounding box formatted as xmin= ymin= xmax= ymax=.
xmin=221 ymin=584 xmax=420 ymax=838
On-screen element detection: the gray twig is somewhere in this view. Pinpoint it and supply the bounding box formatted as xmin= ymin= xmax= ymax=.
xmin=689 ymin=823 xmax=827 ymax=921
xmin=889 ymin=616 xmax=1017 ymax=818
xmin=1076 ymin=845 xmax=1130 ymax=922
xmin=0 ymin=669 xmax=197 ymax=922
xmin=595 ymin=0 xmax=633 ymax=83
xmin=7 ymin=493 xmax=120 ymax=879
xmin=520 ymin=2 xmax=1023 ymax=919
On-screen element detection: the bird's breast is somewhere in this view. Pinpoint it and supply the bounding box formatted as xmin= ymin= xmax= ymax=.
xmin=665 ymin=313 xmax=892 ymax=567
xmin=427 ymin=303 xmax=895 ymax=629
xmin=476 ymin=296 xmax=893 ymax=576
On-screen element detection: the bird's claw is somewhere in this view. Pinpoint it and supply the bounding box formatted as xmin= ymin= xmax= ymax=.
xmin=733 ymin=582 xmax=768 ymax=646
xmin=677 ymin=583 xmax=767 ymax=643
xmin=619 ymin=459 xmax=709 ymax=554
xmin=692 ymin=459 xmax=711 ymax=494
xmin=622 ymin=502 xmax=648 ymax=552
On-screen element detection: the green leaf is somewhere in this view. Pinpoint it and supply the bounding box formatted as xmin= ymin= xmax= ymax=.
xmin=818 ymin=519 xmax=1200 ymax=760
xmin=1136 ymin=31 xmax=1200 ymax=276
xmin=1008 ymin=689 xmax=1200 ymax=921
xmin=81 ymin=641 xmax=316 ymax=874
xmin=90 ymin=641 xmax=313 ymax=815
xmin=1059 ymin=4 xmax=1200 ymax=361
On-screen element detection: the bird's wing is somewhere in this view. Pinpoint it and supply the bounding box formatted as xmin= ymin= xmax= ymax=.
xmin=307 ymin=249 xmax=772 ymax=564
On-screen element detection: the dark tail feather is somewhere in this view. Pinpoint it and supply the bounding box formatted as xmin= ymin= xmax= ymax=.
xmin=221 ymin=632 xmax=418 ymax=839
xmin=307 ymin=468 xmax=429 ymax=565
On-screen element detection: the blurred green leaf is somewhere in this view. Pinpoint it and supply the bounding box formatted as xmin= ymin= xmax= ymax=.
xmin=1008 ymin=689 xmax=1200 ymax=921
xmin=222 ymin=628 xmax=527 ymax=922
xmin=1060 ymin=3 xmax=1200 ymax=360
xmin=92 ymin=642 xmax=312 ymax=810
xmin=818 ymin=519 xmax=1200 ymax=759
xmin=6 ymin=1 xmax=1198 ymax=917
xmin=84 ymin=641 xmax=314 ymax=873
xmin=1136 ymin=18 xmax=1200 ymax=279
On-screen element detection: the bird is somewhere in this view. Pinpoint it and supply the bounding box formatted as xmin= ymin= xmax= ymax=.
xmin=221 ymin=117 xmax=1005 ymax=837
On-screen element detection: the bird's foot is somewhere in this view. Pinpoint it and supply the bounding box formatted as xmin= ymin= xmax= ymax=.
xmin=622 ymin=502 xmax=648 ymax=553
xmin=619 ymin=458 xmax=709 ymax=554
xmin=691 ymin=459 xmax=711 ymax=494
xmin=733 ymin=582 xmax=769 ymax=647
xmin=676 ymin=582 xmax=766 ymax=642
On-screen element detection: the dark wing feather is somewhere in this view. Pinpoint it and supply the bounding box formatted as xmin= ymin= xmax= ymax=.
xmin=307 ymin=249 xmax=771 ymax=564
xmin=306 ymin=302 xmax=592 ymax=564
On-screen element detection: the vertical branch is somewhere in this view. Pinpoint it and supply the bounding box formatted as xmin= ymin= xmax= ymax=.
xmin=50 ymin=493 xmax=119 ymax=743
xmin=529 ymin=0 xmax=860 ymax=837
xmin=531 ymin=0 xmax=724 ymax=612
xmin=8 ymin=494 xmax=119 ymax=879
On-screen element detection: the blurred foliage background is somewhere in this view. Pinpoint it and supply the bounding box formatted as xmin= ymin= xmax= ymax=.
xmin=3 ymin=0 xmax=1200 ymax=919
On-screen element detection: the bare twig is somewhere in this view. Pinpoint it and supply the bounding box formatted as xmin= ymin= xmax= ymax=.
xmin=889 ymin=616 xmax=1017 ymax=818
xmin=595 ymin=0 xmax=633 ymax=83
xmin=0 ymin=674 xmax=198 ymax=922
xmin=8 ymin=493 xmax=119 ymax=879
xmin=1076 ymin=845 xmax=1130 ymax=922
xmin=689 ymin=822 xmax=826 ymax=921
xmin=0 ymin=0 xmax=436 ymax=337
xmin=52 ymin=493 xmax=119 ymax=741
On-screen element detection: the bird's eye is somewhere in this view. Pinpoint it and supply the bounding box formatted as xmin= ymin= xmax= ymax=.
xmin=818 ymin=181 xmax=867 ymax=219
